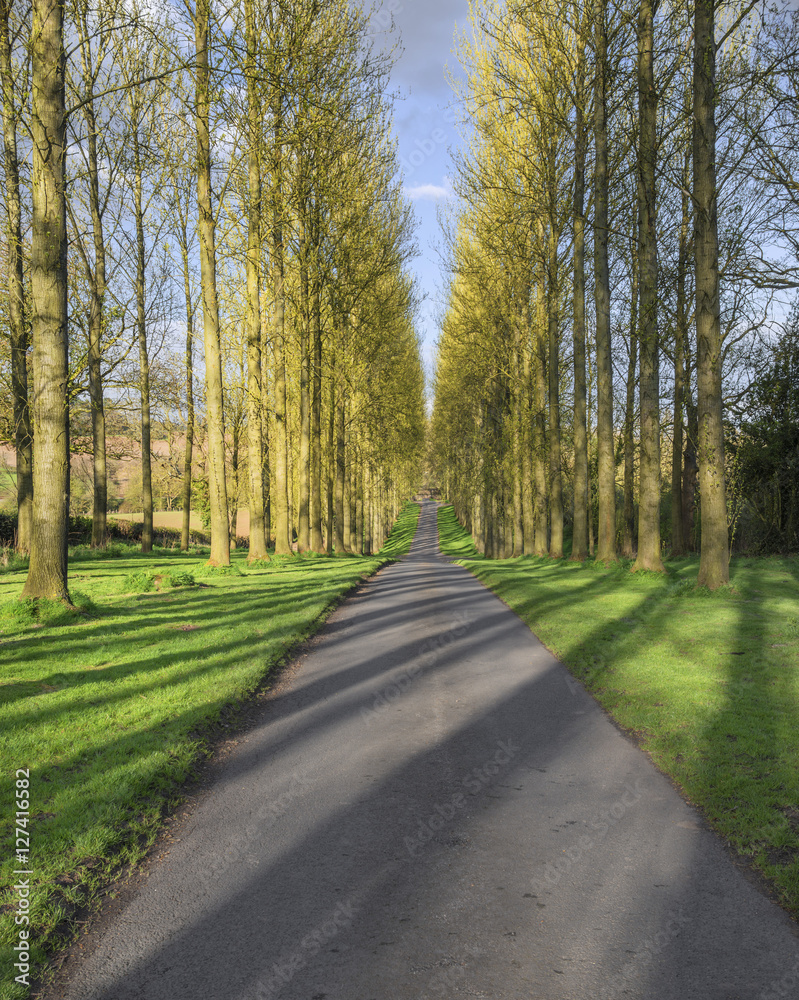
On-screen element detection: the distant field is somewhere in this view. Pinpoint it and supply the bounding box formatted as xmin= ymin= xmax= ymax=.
xmin=109 ymin=510 xmax=252 ymax=536
xmin=0 ymin=468 xmax=15 ymax=502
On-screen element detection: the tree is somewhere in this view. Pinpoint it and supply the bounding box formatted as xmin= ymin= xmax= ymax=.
xmin=0 ymin=0 xmax=32 ymax=554
xmin=593 ymin=0 xmax=617 ymax=564
xmin=694 ymin=0 xmax=729 ymax=587
xmin=67 ymin=0 xmax=120 ymax=549
xmin=243 ymin=0 xmax=267 ymax=559
xmin=162 ymin=122 xmax=198 ymax=553
xmin=192 ymin=0 xmax=230 ymax=565
xmin=21 ymin=0 xmax=70 ymax=600
xmin=632 ymin=0 xmax=664 ymax=572
xmin=732 ymin=313 xmax=799 ymax=552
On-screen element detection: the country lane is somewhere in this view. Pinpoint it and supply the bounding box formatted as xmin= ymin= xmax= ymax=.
xmin=49 ymin=500 xmax=799 ymax=1000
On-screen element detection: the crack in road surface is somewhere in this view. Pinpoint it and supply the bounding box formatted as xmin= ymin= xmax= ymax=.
xmin=49 ymin=502 xmax=799 ymax=1000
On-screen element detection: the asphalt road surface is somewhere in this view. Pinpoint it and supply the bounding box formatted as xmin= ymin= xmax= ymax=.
xmin=51 ymin=501 xmax=799 ymax=1000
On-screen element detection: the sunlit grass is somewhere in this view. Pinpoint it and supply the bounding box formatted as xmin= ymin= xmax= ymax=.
xmin=437 ymin=503 xmax=799 ymax=917
xmin=0 ymin=468 xmax=15 ymax=500
xmin=0 ymin=502 xmax=419 ymax=999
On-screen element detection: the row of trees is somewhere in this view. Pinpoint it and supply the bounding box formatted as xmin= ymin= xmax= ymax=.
xmin=1 ymin=0 xmax=426 ymax=600
xmin=431 ymin=0 xmax=799 ymax=588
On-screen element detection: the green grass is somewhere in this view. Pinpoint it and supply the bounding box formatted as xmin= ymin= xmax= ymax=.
xmin=437 ymin=503 xmax=799 ymax=917
xmin=0 ymin=502 xmax=419 ymax=999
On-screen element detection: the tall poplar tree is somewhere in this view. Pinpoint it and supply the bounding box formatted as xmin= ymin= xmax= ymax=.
xmin=633 ymin=0 xmax=665 ymax=572
xmin=0 ymin=0 xmax=32 ymax=554
xmin=22 ymin=0 xmax=70 ymax=600
xmin=193 ymin=0 xmax=230 ymax=565
xmin=694 ymin=0 xmax=729 ymax=587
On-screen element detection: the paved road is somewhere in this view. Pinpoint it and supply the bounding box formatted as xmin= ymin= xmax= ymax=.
xmin=52 ymin=502 xmax=799 ymax=1000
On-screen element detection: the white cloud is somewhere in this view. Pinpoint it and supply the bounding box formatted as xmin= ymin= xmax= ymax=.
xmin=405 ymin=181 xmax=452 ymax=201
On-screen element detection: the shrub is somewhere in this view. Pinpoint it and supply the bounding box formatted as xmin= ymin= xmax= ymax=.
xmin=0 ymin=511 xmax=17 ymax=545
xmin=121 ymin=571 xmax=157 ymax=593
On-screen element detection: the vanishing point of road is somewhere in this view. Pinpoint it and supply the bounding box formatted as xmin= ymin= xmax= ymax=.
xmin=50 ymin=502 xmax=799 ymax=999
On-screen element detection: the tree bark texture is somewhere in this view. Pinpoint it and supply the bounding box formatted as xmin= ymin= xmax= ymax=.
xmin=297 ymin=203 xmax=311 ymax=552
xmin=694 ymin=0 xmax=729 ymax=587
xmin=622 ymin=237 xmax=638 ymax=560
xmin=195 ymin=0 xmax=230 ymax=565
xmin=0 ymin=0 xmax=33 ymax=554
xmin=133 ymin=128 xmax=153 ymax=554
xmin=594 ymin=0 xmax=617 ymax=563
xmin=571 ymin=59 xmax=589 ymax=562
xmin=672 ymin=158 xmax=690 ymax=556
xmin=311 ymin=275 xmax=324 ymax=551
xmin=633 ymin=0 xmax=664 ymax=573
xmin=547 ymin=222 xmax=563 ymax=558
xmin=22 ymin=0 xmax=69 ymax=601
xmin=245 ymin=0 xmax=267 ymax=560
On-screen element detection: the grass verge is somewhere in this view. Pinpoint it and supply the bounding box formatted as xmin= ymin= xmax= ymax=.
xmin=0 ymin=502 xmax=419 ymax=999
xmin=437 ymin=503 xmax=799 ymax=917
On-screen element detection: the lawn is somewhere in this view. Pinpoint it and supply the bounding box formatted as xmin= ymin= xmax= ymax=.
xmin=0 ymin=502 xmax=419 ymax=999
xmin=437 ymin=503 xmax=799 ymax=917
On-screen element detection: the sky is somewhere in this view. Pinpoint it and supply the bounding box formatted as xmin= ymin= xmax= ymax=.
xmin=367 ymin=0 xmax=471 ymax=383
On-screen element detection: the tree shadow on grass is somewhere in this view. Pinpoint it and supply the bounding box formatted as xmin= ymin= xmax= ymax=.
xmin=691 ymin=559 xmax=799 ymax=917
xmin=0 ymin=559 xmax=391 ymax=682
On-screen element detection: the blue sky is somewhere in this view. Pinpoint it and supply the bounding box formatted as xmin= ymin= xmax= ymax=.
xmin=369 ymin=0 xmax=471 ymax=380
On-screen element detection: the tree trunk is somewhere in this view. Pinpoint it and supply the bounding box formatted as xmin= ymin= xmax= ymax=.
xmin=326 ymin=367 xmax=335 ymax=554
xmin=547 ymin=221 xmax=564 ymax=559
xmin=533 ymin=271 xmax=548 ymax=555
xmin=498 ymin=490 xmax=507 ymax=558
xmin=512 ymin=321 xmax=524 ymax=556
xmin=0 ymin=0 xmax=33 ymax=555
xmin=622 ymin=237 xmax=638 ymax=559
xmin=475 ymin=404 xmax=487 ymax=555
xmin=270 ymin=174 xmax=290 ymax=552
xmin=694 ymin=0 xmax=729 ymax=588
xmin=270 ymin=265 xmax=290 ymax=553
xmin=81 ymin=89 xmax=107 ymax=549
xmin=22 ymin=0 xmax=69 ymax=601
xmin=364 ymin=462 xmax=373 ymax=556
xmin=693 ymin=0 xmax=730 ymax=590
xmin=521 ymin=308 xmax=534 ymax=554
xmin=335 ymin=381 xmax=346 ymax=555
xmin=311 ymin=268 xmax=324 ymax=551
xmin=260 ymin=309 xmax=271 ymax=547
xmin=347 ymin=435 xmax=357 ymax=553
xmin=683 ymin=385 xmax=699 ymax=549
xmin=671 ymin=152 xmax=690 ymax=557
xmin=594 ymin=0 xmax=617 ymax=564
xmin=588 ymin=342 xmax=596 ymax=557
xmin=504 ymin=492 xmax=514 ymax=559
xmin=571 ymin=50 xmax=588 ymax=562
xmin=633 ymin=0 xmax=664 ymax=573
xmin=297 ymin=206 xmax=311 ymax=552
xmin=355 ymin=448 xmax=364 ymax=555
xmin=342 ymin=421 xmax=352 ymax=553
xmin=195 ymin=0 xmax=230 ymax=566
xmin=245 ymin=0 xmax=267 ymax=561
xmin=133 ymin=130 xmax=153 ymax=554
xmin=230 ymin=417 xmax=239 ymax=546
xmin=179 ymin=227 xmax=194 ymax=551
xmin=487 ymin=492 xmax=497 ymax=559
xmin=287 ymin=414 xmax=295 ymax=547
